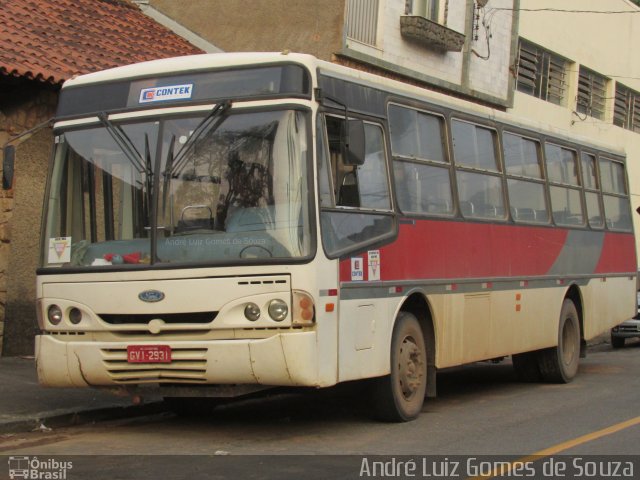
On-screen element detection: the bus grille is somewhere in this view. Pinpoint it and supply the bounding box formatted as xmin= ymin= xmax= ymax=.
xmin=99 ymin=312 xmax=217 ymax=325
xmin=101 ymin=347 xmax=208 ymax=384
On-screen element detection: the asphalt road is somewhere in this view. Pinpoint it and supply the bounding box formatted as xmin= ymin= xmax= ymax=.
xmin=1 ymin=339 xmax=639 ymax=479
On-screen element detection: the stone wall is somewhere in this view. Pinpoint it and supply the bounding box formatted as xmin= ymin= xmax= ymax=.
xmin=0 ymin=81 xmax=57 ymax=355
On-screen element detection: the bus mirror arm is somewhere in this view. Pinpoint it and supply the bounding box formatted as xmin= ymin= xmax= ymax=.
xmin=314 ymin=88 xmax=365 ymax=166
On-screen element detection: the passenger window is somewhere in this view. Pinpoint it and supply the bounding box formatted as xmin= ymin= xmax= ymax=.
xmin=545 ymin=144 xmax=584 ymax=226
xmin=452 ymin=120 xmax=500 ymax=171
xmin=452 ymin=120 xmax=504 ymax=220
xmin=503 ymin=133 xmax=549 ymax=224
xmin=388 ymin=104 xmax=447 ymax=163
xmin=581 ymin=153 xmax=603 ymax=229
xmin=393 ymin=162 xmax=453 ymax=215
xmin=545 ymin=144 xmax=579 ymax=185
xmin=599 ymin=157 xmax=631 ymax=230
xmin=600 ymin=158 xmax=626 ymax=195
xmin=581 ymin=153 xmax=598 ymax=189
xmin=503 ymin=133 xmax=543 ymax=178
xmin=456 ymin=171 xmax=505 ymax=220
xmin=550 ymin=186 xmax=584 ymax=225
xmin=508 ymin=179 xmax=549 ymax=224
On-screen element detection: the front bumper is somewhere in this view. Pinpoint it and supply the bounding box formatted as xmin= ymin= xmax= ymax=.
xmin=611 ymin=319 xmax=640 ymax=338
xmin=36 ymin=331 xmax=319 ymax=390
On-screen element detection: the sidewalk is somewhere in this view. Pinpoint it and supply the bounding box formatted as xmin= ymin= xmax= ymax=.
xmin=0 ymin=357 xmax=163 ymax=434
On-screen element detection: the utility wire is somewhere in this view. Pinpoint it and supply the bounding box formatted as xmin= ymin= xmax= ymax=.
xmin=493 ymin=8 xmax=640 ymax=14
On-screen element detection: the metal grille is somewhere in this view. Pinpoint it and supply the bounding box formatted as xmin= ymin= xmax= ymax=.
xmin=102 ymin=347 xmax=208 ymax=384
xmin=346 ymin=0 xmax=380 ymax=46
xmin=577 ymin=67 xmax=608 ymax=120
xmin=516 ymin=40 xmax=567 ymax=106
xmin=614 ymin=84 xmax=640 ymax=133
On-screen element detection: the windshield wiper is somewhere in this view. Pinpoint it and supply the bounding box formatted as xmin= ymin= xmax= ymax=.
xmin=170 ymin=100 xmax=232 ymax=176
xmin=97 ymin=112 xmax=146 ymax=174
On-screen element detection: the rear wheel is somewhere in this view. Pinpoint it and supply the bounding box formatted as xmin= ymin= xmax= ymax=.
xmin=538 ymin=299 xmax=581 ymax=383
xmin=611 ymin=334 xmax=625 ymax=349
xmin=371 ymin=312 xmax=427 ymax=422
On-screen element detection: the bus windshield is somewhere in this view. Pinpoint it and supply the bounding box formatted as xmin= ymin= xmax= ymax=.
xmin=43 ymin=108 xmax=312 ymax=268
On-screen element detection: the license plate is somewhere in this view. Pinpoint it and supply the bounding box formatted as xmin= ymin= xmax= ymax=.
xmin=127 ymin=345 xmax=172 ymax=363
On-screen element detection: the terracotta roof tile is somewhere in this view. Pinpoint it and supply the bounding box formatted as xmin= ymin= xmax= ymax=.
xmin=0 ymin=0 xmax=204 ymax=85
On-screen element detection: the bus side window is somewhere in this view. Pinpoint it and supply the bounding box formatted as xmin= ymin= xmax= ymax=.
xmin=326 ymin=116 xmax=391 ymax=210
xmin=319 ymin=115 xmax=395 ymax=257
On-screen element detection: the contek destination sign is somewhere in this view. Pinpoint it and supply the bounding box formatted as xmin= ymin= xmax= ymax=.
xmin=139 ymin=84 xmax=193 ymax=103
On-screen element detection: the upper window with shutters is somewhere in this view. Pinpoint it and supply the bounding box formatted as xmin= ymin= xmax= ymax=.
xmin=576 ymin=66 xmax=609 ymax=121
xmin=516 ymin=39 xmax=568 ymax=106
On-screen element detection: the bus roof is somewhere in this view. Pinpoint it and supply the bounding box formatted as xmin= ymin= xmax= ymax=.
xmin=60 ymin=51 xmax=624 ymax=158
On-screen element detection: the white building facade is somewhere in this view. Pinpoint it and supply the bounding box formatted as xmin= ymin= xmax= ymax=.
xmin=512 ymin=0 xmax=640 ymax=259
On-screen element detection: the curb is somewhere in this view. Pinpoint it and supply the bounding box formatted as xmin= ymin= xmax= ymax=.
xmin=0 ymin=401 xmax=166 ymax=435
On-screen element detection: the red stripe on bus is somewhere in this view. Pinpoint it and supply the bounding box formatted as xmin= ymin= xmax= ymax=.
xmin=594 ymin=232 xmax=637 ymax=274
xmin=339 ymin=220 xmax=635 ymax=283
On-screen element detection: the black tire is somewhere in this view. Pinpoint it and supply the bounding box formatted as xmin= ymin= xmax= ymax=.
xmin=371 ymin=312 xmax=427 ymax=422
xmin=163 ymin=397 xmax=220 ymax=417
xmin=538 ymin=299 xmax=581 ymax=383
xmin=611 ymin=335 xmax=625 ymax=349
xmin=512 ymin=351 xmax=542 ymax=382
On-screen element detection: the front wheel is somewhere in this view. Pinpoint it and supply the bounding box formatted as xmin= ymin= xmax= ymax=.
xmin=538 ymin=299 xmax=581 ymax=383
xmin=371 ymin=312 xmax=427 ymax=422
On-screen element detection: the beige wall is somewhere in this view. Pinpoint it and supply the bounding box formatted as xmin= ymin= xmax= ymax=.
xmin=149 ymin=0 xmax=346 ymax=60
xmin=512 ymin=0 xmax=640 ymax=265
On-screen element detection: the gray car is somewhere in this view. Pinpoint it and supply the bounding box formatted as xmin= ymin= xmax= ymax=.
xmin=611 ymin=292 xmax=640 ymax=348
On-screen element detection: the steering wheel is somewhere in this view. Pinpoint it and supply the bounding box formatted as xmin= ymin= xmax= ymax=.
xmin=239 ymin=244 xmax=272 ymax=258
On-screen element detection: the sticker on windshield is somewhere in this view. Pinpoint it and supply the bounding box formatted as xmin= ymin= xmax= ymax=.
xmin=139 ymin=84 xmax=193 ymax=103
xmin=48 ymin=237 xmax=72 ymax=264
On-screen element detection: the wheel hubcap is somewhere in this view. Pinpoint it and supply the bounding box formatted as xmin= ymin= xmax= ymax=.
xmin=561 ymin=319 xmax=577 ymax=366
xmin=398 ymin=335 xmax=424 ymax=400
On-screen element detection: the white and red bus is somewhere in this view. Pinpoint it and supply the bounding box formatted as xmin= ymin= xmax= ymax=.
xmin=36 ymin=53 xmax=637 ymax=421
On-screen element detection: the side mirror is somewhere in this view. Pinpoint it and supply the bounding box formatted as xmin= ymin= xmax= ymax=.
xmin=3 ymin=145 xmax=15 ymax=190
xmin=342 ymin=119 xmax=365 ymax=166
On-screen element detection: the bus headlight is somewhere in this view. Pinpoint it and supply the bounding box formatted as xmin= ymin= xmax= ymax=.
xmin=48 ymin=305 xmax=63 ymax=325
xmin=244 ymin=302 xmax=261 ymax=321
xmin=268 ymin=299 xmax=288 ymax=322
xmin=69 ymin=307 xmax=83 ymax=325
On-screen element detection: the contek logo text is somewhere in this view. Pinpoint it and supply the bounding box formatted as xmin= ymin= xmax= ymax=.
xmin=139 ymin=84 xmax=193 ymax=103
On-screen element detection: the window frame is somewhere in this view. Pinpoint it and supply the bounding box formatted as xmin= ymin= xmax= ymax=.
xmin=451 ymin=118 xmax=507 ymax=221
xmin=544 ymin=142 xmax=586 ymax=227
xmin=502 ymin=131 xmax=550 ymax=225
xmin=317 ymin=112 xmax=397 ymax=259
xmin=579 ymin=151 xmax=605 ymax=230
xmin=387 ymin=102 xmax=455 ymax=218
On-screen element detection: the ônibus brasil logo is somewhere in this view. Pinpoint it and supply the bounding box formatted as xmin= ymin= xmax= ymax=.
xmin=8 ymin=456 xmax=73 ymax=479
